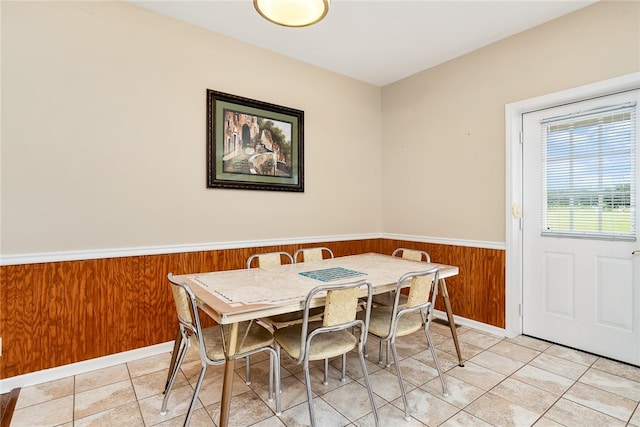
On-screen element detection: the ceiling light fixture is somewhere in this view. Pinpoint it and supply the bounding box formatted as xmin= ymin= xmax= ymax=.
xmin=254 ymin=0 xmax=330 ymax=28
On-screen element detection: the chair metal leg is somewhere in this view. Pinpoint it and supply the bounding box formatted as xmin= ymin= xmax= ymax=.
xmin=161 ymin=332 xmax=189 ymax=415
xmin=184 ymin=364 xmax=208 ymax=427
xmin=323 ymin=358 xmax=329 ymax=385
xmin=303 ymin=363 xmax=317 ymax=427
xmin=390 ymin=339 xmax=411 ymax=421
xmin=358 ymin=347 xmax=380 ymax=427
xmin=426 ymin=329 xmax=449 ymax=397
xmin=164 ymin=327 xmax=183 ymax=394
xmin=341 ymin=353 xmax=347 ymax=382
xmin=245 ymin=355 xmax=252 ymax=385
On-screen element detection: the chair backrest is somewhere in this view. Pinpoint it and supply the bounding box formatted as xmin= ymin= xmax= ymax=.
xmin=392 ymin=247 xmax=431 ymax=263
xmin=394 ymin=267 xmax=439 ymax=321
xmin=293 ymin=247 xmax=334 ymax=263
xmin=167 ymin=273 xmax=211 ymax=359
xmin=298 ymin=279 xmax=373 ymax=361
xmin=247 ymin=251 xmax=294 ymax=269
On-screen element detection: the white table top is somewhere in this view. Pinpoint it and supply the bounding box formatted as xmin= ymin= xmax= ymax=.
xmin=174 ymin=252 xmax=459 ymax=324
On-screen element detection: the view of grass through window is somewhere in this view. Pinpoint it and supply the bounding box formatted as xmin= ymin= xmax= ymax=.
xmin=543 ymin=104 xmax=636 ymax=238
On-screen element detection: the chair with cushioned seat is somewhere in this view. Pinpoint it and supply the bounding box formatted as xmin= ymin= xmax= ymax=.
xmin=361 ymin=268 xmax=448 ymax=421
xmin=162 ymin=273 xmax=281 ymax=426
xmin=273 ymin=279 xmax=379 ymax=427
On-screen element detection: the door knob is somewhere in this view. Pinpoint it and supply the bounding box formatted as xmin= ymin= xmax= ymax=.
xmin=633 ymin=250 xmax=640 ymax=255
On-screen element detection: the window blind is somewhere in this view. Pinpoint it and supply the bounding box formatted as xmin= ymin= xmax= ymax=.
xmin=541 ymin=101 xmax=637 ymax=240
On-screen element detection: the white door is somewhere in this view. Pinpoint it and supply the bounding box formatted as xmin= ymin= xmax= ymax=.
xmin=522 ymin=89 xmax=640 ymax=366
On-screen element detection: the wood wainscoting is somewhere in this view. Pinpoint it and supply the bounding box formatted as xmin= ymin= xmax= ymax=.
xmin=0 ymin=239 xmax=504 ymax=379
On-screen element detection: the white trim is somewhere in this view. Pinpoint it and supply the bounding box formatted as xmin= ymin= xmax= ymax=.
xmin=0 ymin=234 xmax=378 ymax=266
xmin=432 ymin=310 xmax=510 ymax=338
xmin=0 ymin=341 xmax=175 ymax=393
xmin=1 ymin=233 xmax=505 ymax=266
xmin=505 ymin=72 xmax=640 ymax=338
xmin=382 ymin=233 xmax=505 ymax=250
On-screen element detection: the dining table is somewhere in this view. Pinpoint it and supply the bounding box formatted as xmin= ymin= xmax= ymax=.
xmin=170 ymin=252 xmax=461 ymax=427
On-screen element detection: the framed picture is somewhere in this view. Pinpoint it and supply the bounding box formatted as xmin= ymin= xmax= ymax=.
xmin=207 ymin=90 xmax=304 ymax=192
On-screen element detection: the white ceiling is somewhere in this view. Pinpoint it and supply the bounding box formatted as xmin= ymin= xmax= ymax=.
xmin=131 ymin=0 xmax=597 ymax=87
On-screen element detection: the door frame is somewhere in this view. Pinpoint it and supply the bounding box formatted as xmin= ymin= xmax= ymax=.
xmin=504 ymin=72 xmax=640 ymax=338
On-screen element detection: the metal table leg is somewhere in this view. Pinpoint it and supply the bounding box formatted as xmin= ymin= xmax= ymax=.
xmin=439 ymin=278 xmax=464 ymax=366
xmin=219 ymin=322 xmax=239 ymax=427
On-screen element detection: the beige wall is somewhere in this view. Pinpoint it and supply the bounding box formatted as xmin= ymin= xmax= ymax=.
xmin=1 ymin=1 xmax=382 ymax=254
xmin=2 ymin=1 xmax=639 ymax=256
xmin=381 ymin=0 xmax=640 ymax=243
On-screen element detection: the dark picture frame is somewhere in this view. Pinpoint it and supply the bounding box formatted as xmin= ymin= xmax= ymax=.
xmin=207 ymin=90 xmax=304 ymax=192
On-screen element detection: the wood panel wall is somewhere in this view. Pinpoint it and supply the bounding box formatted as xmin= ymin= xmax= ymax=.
xmin=0 ymin=239 xmax=504 ymax=379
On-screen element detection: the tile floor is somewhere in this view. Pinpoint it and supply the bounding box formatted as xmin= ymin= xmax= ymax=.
xmin=9 ymin=322 xmax=640 ymax=427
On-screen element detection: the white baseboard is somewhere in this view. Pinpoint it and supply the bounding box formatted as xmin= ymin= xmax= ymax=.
xmin=432 ymin=309 xmax=509 ymax=338
xmin=0 ymin=341 xmax=175 ymax=393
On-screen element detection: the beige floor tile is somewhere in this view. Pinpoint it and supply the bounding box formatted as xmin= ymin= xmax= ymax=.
xmin=206 ymin=390 xmax=278 ymax=426
xmin=250 ymin=415 xmax=287 ymax=427
xmin=74 ymin=379 xmax=137 ymax=420
xmin=352 ymin=402 xmax=426 ymax=427
xmin=591 ymin=357 xmax=640 ymax=382
xmin=10 ymin=395 xmax=74 ymax=427
xmin=543 ymin=344 xmax=599 ymax=366
xmin=506 ymin=335 xmax=553 ymax=352
xmin=489 ymin=341 xmax=541 ymax=364
xmin=532 ymin=416 xmax=566 ymax=426
xmin=465 ymin=393 xmax=541 ymax=427
xmin=563 ymin=381 xmax=637 ymax=422
xmin=579 ymin=367 xmax=640 ymax=401
xmin=394 ymin=387 xmax=459 ymax=426
xmin=413 ymin=346 xmax=461 ymax=371
xmin=446 ymin=362 xmax=506 ymax=391
xmin=127 ymin=352 xmax=174 ymax=378
xmin=468 ymin=350 xmax=525 ymax=376
xmin=73 ymin=401 xmax=144 ymax=427
xmin=458 ymin=329 xmax=503 ymax=350
xmin=14 ymin=376 xmax=74 ymax=409
xmin=545 ymin=397 xmax=627 ymax=427
xmin=138 ymin=383 xmax=202 ymax=426
xmin=275 ymin=397 xmax=350 ymax=426
xmin=528 ymin=352 xmax=589 ymax=380
xmin=131 ymin=367 xmax=188 ymax=400
xmin=321 ymin=381 xmax=381 ymax=422
xmin=490 ymin=377 xmax=558 ymax=415
xmin=75 ymin=363 xmax=130 ymax=393
xmin=275 ymin=374 xmax=315 ymax=412
xmin=439 ymin=410 xmax=493 ymax=427
xmin=390 ymin=356 xmax=440 ymax=387
xmin=366 ymin=367 xmax=415 ymax=402
xmin=152 ymin=407 xmax=215 ymax=426
xmin=629 ymin=405 xmax=640 ymax=426
xmin=510 ymin=364 xmax=575 ymax=396
xmin=421 ymin=374 xmax=485 ymax=409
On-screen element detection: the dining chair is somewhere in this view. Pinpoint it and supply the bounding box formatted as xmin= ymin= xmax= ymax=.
xmin=386 ymin=247 xmax=465 ymax=367
xmin=371 ymin=248 xmax=430 ymax=307
xmin=162 ymin=273 xmax=281 ymax=425
xmin=293 ymin=246 xmax=338 ymax=383
xmin=273 ymin=279 xmax=379 ymax=427
xmin=293 ymin=246 xmax=334 ymax=263
xmin=361 ymin=268 xmax=448 ymax=421
xmin=245 ymin=251 xmax=295 ymax=385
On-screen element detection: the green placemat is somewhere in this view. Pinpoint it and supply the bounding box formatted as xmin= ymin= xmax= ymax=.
xmin=299 ymin=267 xmax=366 ymax=282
